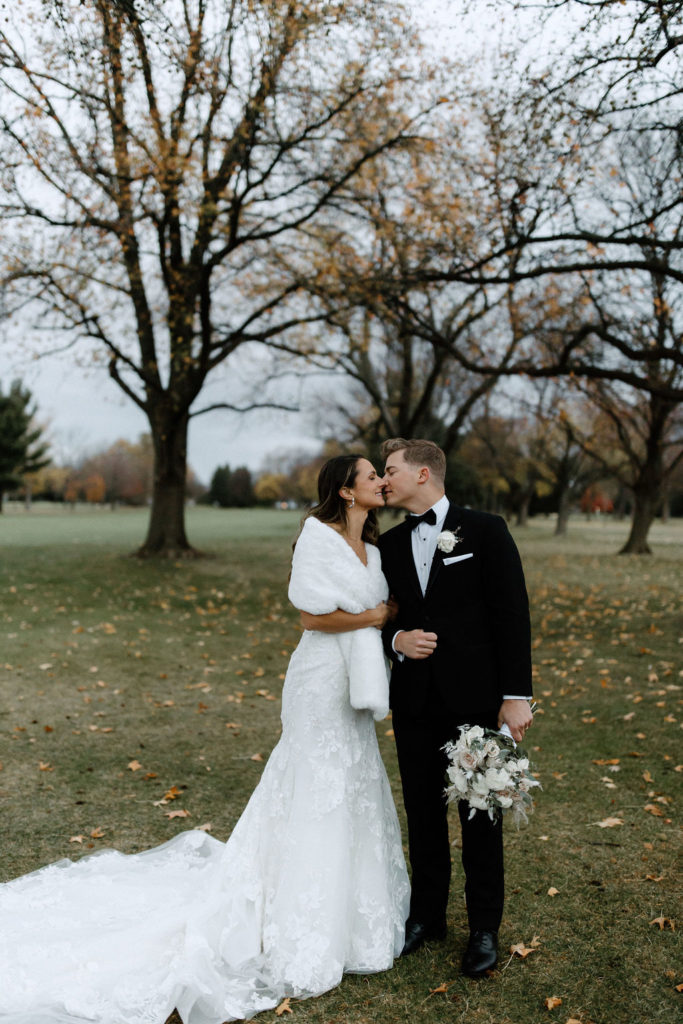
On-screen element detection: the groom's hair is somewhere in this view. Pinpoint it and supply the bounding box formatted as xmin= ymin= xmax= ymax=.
xmin=381 ymin=438 xmax=446 ymax=483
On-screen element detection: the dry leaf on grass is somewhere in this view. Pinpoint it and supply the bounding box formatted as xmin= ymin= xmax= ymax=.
xmin=165 ymin=809 xmax=191 ymax=820
xmin=547 ymin=887 xmax=560 ymax=897
xmin=594 ymin=817 xmax=623 ymax=828
xmin=510 ymin=935 xmax=541 ymax=958
xmin=650 ymin=916 xmax=675 ymax=931
xmin=250 ymin=753 xmax=264 ymax=762
xmin=127 ymin=759 xmax=143 ymax=772
xmin=544 ymin=996 xmax=562 ymax=1010
xmin=275 ymin=997 xmax=292 ymax=1016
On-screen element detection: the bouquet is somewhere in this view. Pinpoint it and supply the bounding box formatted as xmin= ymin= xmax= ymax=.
xmin=443 ymin=724 xmax=541 ymax=827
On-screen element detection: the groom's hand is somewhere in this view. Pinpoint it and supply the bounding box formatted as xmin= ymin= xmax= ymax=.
xmin=498 ymin=699 xmax=534 ymax=743
xmin=394 ymin=629 xmax=437 ymax=659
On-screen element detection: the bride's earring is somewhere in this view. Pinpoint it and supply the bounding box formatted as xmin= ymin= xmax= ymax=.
xmin=346 ymin=496 xmax=355 ymax=509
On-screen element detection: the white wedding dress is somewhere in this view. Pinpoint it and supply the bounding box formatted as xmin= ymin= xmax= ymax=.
xmin=0 ymin=518 xmax=409 ymax=1024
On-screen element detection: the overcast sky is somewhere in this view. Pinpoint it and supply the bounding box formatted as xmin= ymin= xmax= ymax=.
xmin=0 ymin=0 xmax=524 ymax=483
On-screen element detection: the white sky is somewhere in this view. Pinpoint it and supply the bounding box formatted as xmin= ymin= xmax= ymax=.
xmin=0 ymin=0 xmax=535 ymax=483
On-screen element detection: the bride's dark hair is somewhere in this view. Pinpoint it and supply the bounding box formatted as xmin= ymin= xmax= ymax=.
xmin=303 ymin=454 xmax=379 ymax=544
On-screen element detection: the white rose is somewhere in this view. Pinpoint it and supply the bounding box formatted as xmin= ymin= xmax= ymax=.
xmin=465 ymin=725 xmax=485 ymax=744
xmin=471 ymin=775 xmax=490 ymax=797
xmin=447 ymin=767 xmax=469 ymax=794
xmin=468 ymin=794 xmax=489 ymax=811
xmin=484 ymin=767 xmax=512 ymax=791
xmin=497 ymin=794 xmax=513 ymax=808
xmin=437 ymin=530 xmax=456 ymax=553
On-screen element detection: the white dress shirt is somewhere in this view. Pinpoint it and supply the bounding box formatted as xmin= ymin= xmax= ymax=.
xmin=391 ymin=497 xmax=528 ymax=702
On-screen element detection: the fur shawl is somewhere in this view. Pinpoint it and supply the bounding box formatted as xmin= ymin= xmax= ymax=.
xmin=288 ymin=516 xmax=390 ymax=720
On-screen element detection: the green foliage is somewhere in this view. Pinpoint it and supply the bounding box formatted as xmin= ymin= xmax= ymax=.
xmin=206 ymin=465 xmax=254 ymax=507
xmin=0 ymin=380 xmax=49 ymax=499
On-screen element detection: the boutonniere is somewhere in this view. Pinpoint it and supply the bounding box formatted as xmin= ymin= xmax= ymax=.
xmin=437 ymin=527 xmax=463 ymax=553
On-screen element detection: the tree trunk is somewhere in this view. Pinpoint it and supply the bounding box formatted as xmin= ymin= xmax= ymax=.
xmin=137 ymin=410 xmax=195 ymax=557
xmin=554 ymin=486 xmax=572 ymax=536
xmin=515 ymin=491 xmax=532 ymax=527
xmin=660 ymin=494 xmax=670 ymax=523
xmin=619 ymin=489 xmax=657 ymax=555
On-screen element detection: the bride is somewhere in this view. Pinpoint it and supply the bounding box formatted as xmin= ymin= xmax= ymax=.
xmin=0 ymin=455 xmax=410 ymax=1024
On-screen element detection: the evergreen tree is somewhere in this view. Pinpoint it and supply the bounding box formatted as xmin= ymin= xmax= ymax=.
xmin=229 ymin=467 xmax=254 ymax=508
xmin=208 ymin=465 xmax=232 ymax=507
xmin=0 ymin=381 xmax=49 ymax=509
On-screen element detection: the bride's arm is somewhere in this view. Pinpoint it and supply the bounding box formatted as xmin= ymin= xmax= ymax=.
xmin=299 ymin=602 xmax=390 ymax=633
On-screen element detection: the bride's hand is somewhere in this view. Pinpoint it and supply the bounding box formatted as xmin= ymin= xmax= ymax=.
xmin=368 ymin=601 xmax=391 ymax=629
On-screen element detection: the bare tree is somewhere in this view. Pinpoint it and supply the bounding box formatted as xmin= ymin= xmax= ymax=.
xmin=0 ymin=0 xmax=434 ymax=554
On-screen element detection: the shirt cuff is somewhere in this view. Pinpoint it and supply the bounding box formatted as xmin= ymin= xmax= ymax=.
xmin=391 ymin=630 xmax=405 ymax=662
xmin=502 ymin=695 xmax=532 ymax=700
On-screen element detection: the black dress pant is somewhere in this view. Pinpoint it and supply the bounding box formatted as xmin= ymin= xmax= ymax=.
xmin=392 ymin=693 xmax=504 ymax=933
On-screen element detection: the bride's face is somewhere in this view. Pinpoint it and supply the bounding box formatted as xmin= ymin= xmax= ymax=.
xmin=348 ymin=459 xmax=386 ymax=510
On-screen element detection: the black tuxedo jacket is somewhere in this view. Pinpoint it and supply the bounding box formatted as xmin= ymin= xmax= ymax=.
xmin=378 ymin=502 xmax=532 ymax=717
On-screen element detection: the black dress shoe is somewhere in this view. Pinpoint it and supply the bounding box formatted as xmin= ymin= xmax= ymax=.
xmin=461 ymin=929 xmax=498 ymax=977
xmin=401 ymin=919 xmax=447 ymax=956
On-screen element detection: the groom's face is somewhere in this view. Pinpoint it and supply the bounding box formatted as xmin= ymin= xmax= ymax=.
xmin=382 ymin=450 xmax=423 ymax=510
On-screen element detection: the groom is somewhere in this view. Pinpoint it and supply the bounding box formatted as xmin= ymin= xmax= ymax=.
xmin=377 ymin=438 xmax=533 ymax=977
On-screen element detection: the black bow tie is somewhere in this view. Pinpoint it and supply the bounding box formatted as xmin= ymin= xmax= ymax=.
xmin=406 ymin=508 xmax=437 ymax=529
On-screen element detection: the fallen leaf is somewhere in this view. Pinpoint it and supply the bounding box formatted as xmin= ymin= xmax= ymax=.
xmin=643 ymin=804 xmax=664 ymax=817
xmin=544 ymin=996 xmax=562 ymax=1010
xmin=547 ymin=887 xmax=560 ymax=897
xmin=650 ymin=916 xmax=675 ymax=930
xmin=250 ymin=753 xmax=264 ymax=762
xmin=275 ymin=997 xmax=293 ymax=1016
xmin=510 ymin=942 xmax=537 ymax=958
xmin=69 ymin=835 xmax=85 ymax=844
xmin=163 ymin=786 xmax=181 ymax=801
xmin=90 ymin=827 xmax=105 ymax=838
xmin=592 ymin=758 xmax=620 ymax=765
xmin=197 ymin=822 xmax=213 ymax=832
xmin=594 ymin=817 xmax=623 ymax=828
xmin=38 ymin=761 xmax=53 ymax=771
xmin=675 ymin=982 xmax=683 ymax=993
xmin=127 ymin=759 xmax=143 ymax=772
xmin=429 ymin=983 xmax=449 ymax=995
xmin=645 ymin=874 xmax=664 ymax=882
xmin=165 ymin=809 xmax=191 ymax=820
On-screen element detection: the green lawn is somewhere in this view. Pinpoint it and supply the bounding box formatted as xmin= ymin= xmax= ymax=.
xmin=1 ymin=506 xmax=680 ymax=1024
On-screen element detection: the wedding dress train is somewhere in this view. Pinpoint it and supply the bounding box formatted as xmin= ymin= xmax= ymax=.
xmin=0 ymin=518 xmax=409 ymax=1024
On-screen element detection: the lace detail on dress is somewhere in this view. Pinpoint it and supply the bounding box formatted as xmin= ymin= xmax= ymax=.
xmin=0 ymin=529 xmax=409 ymax=1024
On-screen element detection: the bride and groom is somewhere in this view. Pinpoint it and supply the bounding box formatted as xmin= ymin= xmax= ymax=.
xmin=0 ymin=438 xmax=533 ymax=1024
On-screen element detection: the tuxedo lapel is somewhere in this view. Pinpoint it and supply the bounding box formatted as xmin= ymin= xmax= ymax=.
xmin=424 ymin=501 xmax=462 ymax=599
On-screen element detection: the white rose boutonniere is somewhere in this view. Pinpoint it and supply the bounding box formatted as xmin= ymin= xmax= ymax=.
xmin=436 ymin=526 xmax=462 ymax=553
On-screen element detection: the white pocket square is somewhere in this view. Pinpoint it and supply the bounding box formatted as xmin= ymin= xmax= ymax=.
xmin=443 ymin=552 xmax=474 ymax=565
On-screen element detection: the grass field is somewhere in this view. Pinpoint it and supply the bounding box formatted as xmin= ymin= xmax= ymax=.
xmin=1 ymin=506 xmax=681 ymax=1024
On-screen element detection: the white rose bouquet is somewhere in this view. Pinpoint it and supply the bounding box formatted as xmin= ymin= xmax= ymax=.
xmin=443 ymin=724 xmax=541 ymax=827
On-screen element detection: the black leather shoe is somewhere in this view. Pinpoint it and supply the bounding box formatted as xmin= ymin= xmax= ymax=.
xmin=462 ymin=929 xmax=498 ymax=977
xmin=401 ymin=919 xmax=447 ymax=956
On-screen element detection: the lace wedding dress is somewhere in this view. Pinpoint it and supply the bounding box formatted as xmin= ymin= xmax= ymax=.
xmin=0 ymin=518 xmax=409 ymax=1024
